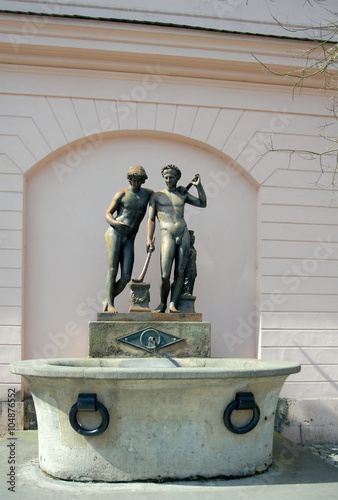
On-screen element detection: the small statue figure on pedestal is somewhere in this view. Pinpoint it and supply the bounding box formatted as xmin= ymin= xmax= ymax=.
xmin=182 ymin=230 xmax=197 ymax=296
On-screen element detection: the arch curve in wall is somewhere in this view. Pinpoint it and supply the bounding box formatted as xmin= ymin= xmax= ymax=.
xmin=23 ymin=129 xmax=258 ymax=360
xmin=27 ymin=129 xmax=259 ymax=189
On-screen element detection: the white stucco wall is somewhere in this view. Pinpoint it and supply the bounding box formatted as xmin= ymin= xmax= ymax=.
xmin=0 ymin=10 xmax=337 ymax=441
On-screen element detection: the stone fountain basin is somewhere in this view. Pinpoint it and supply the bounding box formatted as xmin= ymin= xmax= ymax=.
xmin=11 ymin=357 xmax=300 ymax=482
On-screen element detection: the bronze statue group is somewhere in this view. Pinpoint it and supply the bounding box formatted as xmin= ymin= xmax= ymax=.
xmin=103 ymin=164 xmax=207 ymax=314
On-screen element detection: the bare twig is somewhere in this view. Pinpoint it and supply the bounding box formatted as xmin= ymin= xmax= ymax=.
xmin=253 ymin=11 xmax=338 ymax=190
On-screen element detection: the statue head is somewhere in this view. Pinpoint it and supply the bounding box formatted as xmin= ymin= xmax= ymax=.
xmin=161 ymin=164 xmax=181 ymax=181
xmin=127 ymin=165 xmax=148 ymax=184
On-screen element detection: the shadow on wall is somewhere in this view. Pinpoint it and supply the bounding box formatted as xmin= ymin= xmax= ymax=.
xmin=276 ymin=398 xmax=338 ymax=444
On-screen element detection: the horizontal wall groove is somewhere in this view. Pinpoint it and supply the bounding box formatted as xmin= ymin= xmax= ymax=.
xmin=261 ymin=328 xmax=338 ymax=331
xmin=261 ymin=309 xmax=336 ymax=314
xmin=261 ymin=203 xmax=338 ymax=209
xmin=0 ymin=190 xmax=23 ymax=194
xmin=0 ymin=267 xmax=22 ymax=270
xmin=261 ymin=221 xmax=338 ymax=227
xmin=260 ymin=275 xmax=338 ymax=279
xmin=0 ymin=209 xmax=23 ymax=212
xmin=0 ymin=286 xmax=21 ymax=289
xmin=261 ymin=347 xmax=338 ymax=351
xmin=261 ymin=292 xmax=338 ymax=295
xmin=261 ymin=238 xmax=338 ymax=244
xmin=282 ymin=379 xmax=338 ymax=382
xmin=260 ymin=257 xmax=338 ymax=261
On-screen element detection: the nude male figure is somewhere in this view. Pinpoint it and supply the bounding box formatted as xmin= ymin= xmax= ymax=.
xmin=104 ymin=165 xmax=153 ymax=313
xmin=146 ymin=165 xmax=207 ymax=313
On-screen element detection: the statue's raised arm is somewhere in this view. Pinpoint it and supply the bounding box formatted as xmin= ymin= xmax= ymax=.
xmin=185 ymin=174 xmax=207 ymax=208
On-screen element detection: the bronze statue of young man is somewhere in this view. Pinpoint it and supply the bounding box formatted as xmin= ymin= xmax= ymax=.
xmin=104 ymin=165 xmax=153 ymax=313
xmin=147 ymin=165 xmax=207 ymax=313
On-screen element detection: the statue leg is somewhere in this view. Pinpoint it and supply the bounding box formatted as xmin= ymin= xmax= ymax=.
xmin=104 ymin=227 xmax=122 ymax=313
xmin=154 ymin=232 xmax=175 ymax=313
xmin=153 ymin=277 xmax=170 ymax=313
xmin=169 ymin=229 xmax=190 ymax=312
xmin=113 ymin=237 xmax=134 ymax=297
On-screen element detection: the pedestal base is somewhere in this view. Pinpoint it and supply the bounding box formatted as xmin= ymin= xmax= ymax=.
xmin=128 ymin=282 xmax=151 ymax=313
xmin=178 ymin=294 xmax=196 ymax=313
xmin=89 ymin=318 xmax=211 ymax=358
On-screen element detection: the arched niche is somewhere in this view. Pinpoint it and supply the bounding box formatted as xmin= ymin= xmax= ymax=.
xmin=23 ymin=131 xmax=258 ymax=359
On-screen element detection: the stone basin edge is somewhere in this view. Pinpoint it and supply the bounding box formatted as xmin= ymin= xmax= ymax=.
xmin=10 ymin=358 xmax=301 ymax=380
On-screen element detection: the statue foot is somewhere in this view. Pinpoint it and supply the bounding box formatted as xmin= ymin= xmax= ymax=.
xmin=107 ymin=305 xmax=118 ymax=313
xmin=169 ymin=303 xmax=180 ymax=313
xmin=154 ymin=303 xmax=166 ymax=313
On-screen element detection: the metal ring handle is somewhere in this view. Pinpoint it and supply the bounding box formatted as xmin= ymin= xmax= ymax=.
xmin=140 ymin=329 xmax=161 ymax=350
xmin=69 ymin=393 xmax=109 ymax=436
xmin=223 ymin=392 xmax=260 ymax=434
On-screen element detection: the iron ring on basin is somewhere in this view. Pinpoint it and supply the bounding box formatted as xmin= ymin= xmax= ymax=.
xmin=69 ymin=393 xmax=110 ymax=436
xmin=223 ymin=391 xmax=260 ymax=434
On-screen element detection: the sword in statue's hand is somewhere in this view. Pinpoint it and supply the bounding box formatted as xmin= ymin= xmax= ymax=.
xmin=132 ymin=238 xmax=155 ymax=283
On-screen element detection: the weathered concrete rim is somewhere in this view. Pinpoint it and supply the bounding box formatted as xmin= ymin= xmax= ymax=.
xmin=10 ymin=357 xmax=301 ymax=380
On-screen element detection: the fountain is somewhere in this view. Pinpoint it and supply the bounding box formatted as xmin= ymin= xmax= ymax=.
xmin=10 ymin=165 xmax=300 ymax=482
xmin=11 ymin=356 xmax=300 ymax=482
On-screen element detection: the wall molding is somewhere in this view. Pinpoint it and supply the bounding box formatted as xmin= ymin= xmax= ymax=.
xmin=0 ymin=13 xmax=335 ymax=90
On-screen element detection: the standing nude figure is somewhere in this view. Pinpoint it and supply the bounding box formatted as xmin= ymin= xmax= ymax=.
xmin=104 ymin=165 xmax=153 ymax=313
xmin=146 ymin=165 xmax=207 ymax=313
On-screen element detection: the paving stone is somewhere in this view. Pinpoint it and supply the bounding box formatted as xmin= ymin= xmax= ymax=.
xmin=302 ymin=443 xmax=338 ymax=468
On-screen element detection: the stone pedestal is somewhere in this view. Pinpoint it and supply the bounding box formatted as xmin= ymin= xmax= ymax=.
xmin=128 ymin=282 xmax=150 ymax=313
xmin=178 ymin=294 xmax=196 ymax=313
xmin=89 ymin=313 xmax=211 ymax=358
